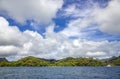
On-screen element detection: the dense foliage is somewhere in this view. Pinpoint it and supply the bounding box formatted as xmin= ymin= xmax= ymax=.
xmin=108 ymin=57 xmax=120 ymax=66
xmin=0 ymin=58 xmax=8 ymax=62
xmin=54 ymin=57 xmax=106 ymax=66
xmin=0 ymin=56 xmax=120 ymax=67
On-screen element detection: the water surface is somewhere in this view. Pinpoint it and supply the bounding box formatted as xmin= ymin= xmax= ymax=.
xmin=0 ymin=67 xmax=120 ymax=79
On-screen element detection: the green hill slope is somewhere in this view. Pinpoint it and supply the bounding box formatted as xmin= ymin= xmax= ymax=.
xmin=1 ymin=56 xmax=120 ymax=67
xmin=109 ymin=56 xmax=120 ymax=66
xmin=55 ymin=57 xmax=106 ymax=66
xmin=9 ymin=56 xmax=50 ymax=66
xmin=0 ymin=58 xmax=9 ymax=67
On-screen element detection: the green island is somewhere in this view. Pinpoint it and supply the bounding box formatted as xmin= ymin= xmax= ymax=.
xmin=0 ymin=56 xmax=120 ymax=67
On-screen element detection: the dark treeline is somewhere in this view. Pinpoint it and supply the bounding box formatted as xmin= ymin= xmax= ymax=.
xmin=0 ymin=56 xmax=120 ymax=67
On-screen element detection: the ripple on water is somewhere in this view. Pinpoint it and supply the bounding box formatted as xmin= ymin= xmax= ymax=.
xmin=0 ymin=67 xmax=120 ymax=79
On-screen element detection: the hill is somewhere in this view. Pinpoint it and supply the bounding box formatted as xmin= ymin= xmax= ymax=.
xmin=0 ymin=58 xmax=8 ymax=67
xmin=10 ymin=56 xmax=50 ymax=66
xmin=0 ymin=58 xmax=8 ymax=62
xmin=54 ymin=57 xmax=106 ymax=66
xmin=102 ymin=56 xmax=120 ymax=66
xmin=0 ymin=56 xmax=120 ymax=67
xmin=108 ymin=56 xmax=120 ymax=66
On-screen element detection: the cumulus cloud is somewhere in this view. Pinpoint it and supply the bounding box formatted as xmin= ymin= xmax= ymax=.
xmin=61 ymin=0 xmax=120 ymax=38
xmin=86 ymin=52 xmax=106 ymax=57
xmin=0 ymin=17 xmax=120 ymax=60
xmin=0 ymin=0 xmax=63 ymax=25
xmin=0 ymin=45 xmax=19 ymax=57
xmin=0 ymin=17 xmax=26 ymax=46
xmin=1 ymin=0 xmax=120 ymax=60
xmin=93 ymin=0 xmax=120 ymax=35
xmin=60 ymin=2 xmax=94 ymax=37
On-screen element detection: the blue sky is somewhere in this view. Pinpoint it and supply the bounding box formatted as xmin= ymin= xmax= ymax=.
xmin=0 ymin=0 xmax=120 ymax=60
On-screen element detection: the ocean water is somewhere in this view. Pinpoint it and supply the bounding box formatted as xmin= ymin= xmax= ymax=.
xmin=0 ymin=67 xmax=120 ymax=79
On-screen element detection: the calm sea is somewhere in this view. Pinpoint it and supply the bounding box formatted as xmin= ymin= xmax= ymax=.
xmin=0 ymin=67 xmax=120 ymax=79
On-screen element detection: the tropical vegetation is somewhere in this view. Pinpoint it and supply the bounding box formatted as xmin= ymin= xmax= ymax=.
xmin=0 ymin=56 xmax=120 ymax=67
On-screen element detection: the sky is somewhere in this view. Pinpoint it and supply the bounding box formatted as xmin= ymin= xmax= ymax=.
xmin=0 ymin=0 xmax=120 ymax=61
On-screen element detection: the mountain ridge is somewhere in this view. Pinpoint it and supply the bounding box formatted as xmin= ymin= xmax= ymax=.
xmin=0 ymin=56 xmax=120 ymax=67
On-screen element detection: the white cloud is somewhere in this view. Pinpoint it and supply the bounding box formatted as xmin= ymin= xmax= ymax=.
xmin=0 ymin=45 xmax=19 ymax=57
xmin=93 ymin=0 xmax=120 ymax=35
xmin=63 ymin=4 xmax=92 ymax=18
xmin=0 ymin=17 xmax=120 ymax=61
xmin=61 ymin=0 xmax=120 ymax=38
xmin=0 ymin=0 xmax=120 ymax=61
xmin=0 ymin=0 xmax=63 ymax=25
xmin=0 ymin=17 xmax=26 ymax=46
xmin=86 ymin=52 xmax=106 ymax=57
xmin=60 ymin=18 xmax=92 ymax=37
xmin=60 ymin=2 xmax=94 ymax=37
